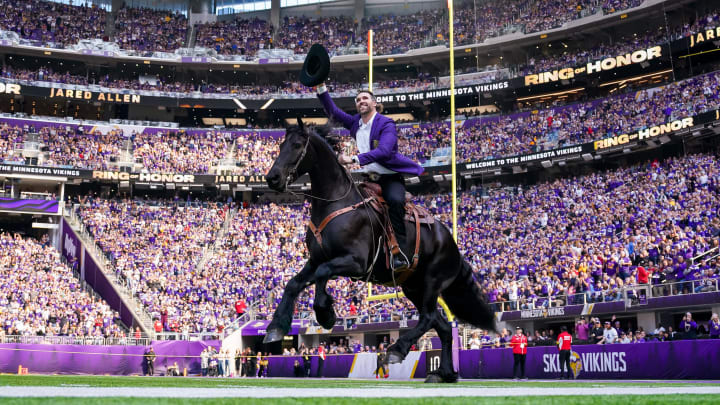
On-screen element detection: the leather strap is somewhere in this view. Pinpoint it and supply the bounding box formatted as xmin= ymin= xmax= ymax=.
xmin=307 ymin=197 xmax=376 ymax=246
xmin=394 ymin=205 xmax=421 ymax=284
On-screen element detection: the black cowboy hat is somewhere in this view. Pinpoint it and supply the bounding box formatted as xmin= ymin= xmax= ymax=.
xmin=299 ymin=44 xmax=330 ymax=87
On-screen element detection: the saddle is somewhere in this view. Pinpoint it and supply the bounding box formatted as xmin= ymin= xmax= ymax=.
xmin=306 ymin=182 xmax=434 ymax=284
xmin=358 ymin=182 xmax=435 ymax=283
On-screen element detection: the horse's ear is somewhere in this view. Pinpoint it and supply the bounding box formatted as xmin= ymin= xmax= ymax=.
xmin=296 ymin=116 xmax=304 ymax=131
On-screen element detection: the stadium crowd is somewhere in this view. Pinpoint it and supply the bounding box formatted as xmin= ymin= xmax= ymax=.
xmin=0 ymin=0 xmax=106 ymax=47
xmin=421 ymin=153 xmax=720 ymax=311
xmin=194 ymin=17 xmax=272 ymax=57
xmin=113 ymin=7 xmax=188 ymax=53
xmin=0 ymin=7 xmax=716 ymax=100
xmin=0 ymin=0 xmax=647 ymax=55
xmin=2 ymin=68 xmax=720 ymax=173
xmin=0 ymin=232 xmax=126 ymax=340
xmin=61 ymin=151 xmax=720 ymax=332
xmin=76 ymin=197 xmax=229 ymax=335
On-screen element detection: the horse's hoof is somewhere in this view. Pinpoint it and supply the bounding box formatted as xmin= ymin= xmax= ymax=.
xmin=315 ymin=310 xmax=336 ymax=330
xmin=263 ymin=329 xmax=285 ymax=344
xmin=424 ymin=373 xmax=443 ymax=383
xmin=442 ymin=372 xmax=459 ymax=383
xmin=387 ymin=351 xmax=405 ymax=364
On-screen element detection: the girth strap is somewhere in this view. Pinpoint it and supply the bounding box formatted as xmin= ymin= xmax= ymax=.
xmin=307 ymin=197 xmax=376 ymax=246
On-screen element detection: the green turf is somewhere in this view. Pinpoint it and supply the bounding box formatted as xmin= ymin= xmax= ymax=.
xmin=1 ymin=396 xmax=719 ymax=405
xmin=0 ymin=374 xmax=716 ymax=388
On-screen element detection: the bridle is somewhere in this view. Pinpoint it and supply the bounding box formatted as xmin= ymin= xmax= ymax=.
xmin=283 ymin=130 xmax=355 ymax=203
xmin=279 ymin=127 xmax=384 ymax=272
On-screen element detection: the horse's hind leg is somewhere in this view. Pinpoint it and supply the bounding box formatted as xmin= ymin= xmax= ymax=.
xmin=264 ymin=260 xmax=317 ymax=343
xmin=313 ymin=256 xmax=363 ymax=329
xmin=386 ymin=289 xmax=436 ymax=363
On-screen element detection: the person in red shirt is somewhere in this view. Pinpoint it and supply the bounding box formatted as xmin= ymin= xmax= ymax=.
xmin=317 ymin=344 xmax=326 ymax=378
xmin=153 ymin=319 xmax=163 ymax=334
xmin=235 ymin=299 xmax=247 ymax=318
xmin=510 ymin=327 xmax=528 ymax=380
xmin=557 ymin=325 xmax=573 ymax=379
xmin=636 ymin=261 xmax=650 ymax=284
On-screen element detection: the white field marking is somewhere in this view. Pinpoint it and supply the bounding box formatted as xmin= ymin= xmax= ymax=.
xmin=1 ymin=386 xmax=720 ymax=398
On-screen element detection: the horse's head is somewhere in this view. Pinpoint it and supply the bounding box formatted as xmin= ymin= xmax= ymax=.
xmin=267 ymin=118 xmax=314 ymax=192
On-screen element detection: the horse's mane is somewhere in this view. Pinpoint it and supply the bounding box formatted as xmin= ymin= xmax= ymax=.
xmin=287 ymin=124 xmax=341 ymax=156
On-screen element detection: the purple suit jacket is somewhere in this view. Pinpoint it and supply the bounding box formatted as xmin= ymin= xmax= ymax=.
xmin=318 ymin=91 xmax=424 ymax=176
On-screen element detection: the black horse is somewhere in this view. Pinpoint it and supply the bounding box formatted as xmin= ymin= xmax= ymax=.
xmin=264 ymin=120 xmax=495 ymax=383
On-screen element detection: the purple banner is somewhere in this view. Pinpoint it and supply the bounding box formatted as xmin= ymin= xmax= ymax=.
xmin=241 ymin=320 xmax=304 ymax=336
xmin=458 ymin=340 xmax=720 ymax=379
xmin=258 ymin=58 xmax=289 ymax=64
xmin=81 ymin=50 xmax=114 ymax=57
xmin=0 ymin=198 xmax=58 ymax=214
xmin=60 ymin=218 xmax=139 ymax=330
xmin=0 ymin=340 xmax=218 ymax=375
xmin=180 ymin=56 xmax=211 ymax=63
xmin=267 ymin=354 xmax=355 ymax=378
xmin=1 ymin=341 xmax=716 ymax=378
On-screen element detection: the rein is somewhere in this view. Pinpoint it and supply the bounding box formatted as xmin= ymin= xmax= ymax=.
xmin=284 ymin=132 xmax=355 ymax=203
xmin=281 ymin=130 xmax=381 ymax=267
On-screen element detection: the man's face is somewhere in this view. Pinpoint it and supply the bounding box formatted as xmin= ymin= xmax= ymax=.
xmin=355 ymin=92 xmax=377 ymax=115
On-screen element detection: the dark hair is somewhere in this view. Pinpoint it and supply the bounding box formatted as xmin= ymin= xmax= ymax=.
xmin=561 ymin=326 xmax=567 ymax=332
xmin=355 ymin=90 xmax=375 ymax=99
xmin=355 ymin=90 xmax=384 ymax=113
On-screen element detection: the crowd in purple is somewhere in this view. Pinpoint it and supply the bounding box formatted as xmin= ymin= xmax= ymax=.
xmin=0 ymin=232 xmax=125 ymax=339
xmin=1 ymin=67 xmax=719 ymax=173
xmin=76 ymin=197 xmax=229 ymax=334
xmin=0 ymin=8 xmax=716 ymax=103
xmin=0 ymin=0 xmax=106 ymax=47
xmin=0 ymin=0 xmax=646 ymax=55
xmin=421 ymin=154 xmax=720 ymax=310
xmin=56 ymin=152 xmax=716 ymax=332
xmin=3 ymin=149 xmax=720 ymax=336
xmin=195 ymin=17 xmax=271 ymax=57
xmin=114 ymin=6 xmax=188 ymax=53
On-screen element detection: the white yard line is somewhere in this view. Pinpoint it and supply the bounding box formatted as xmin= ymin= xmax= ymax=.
xmin=0 ymin=386 xmax=719 ymax=398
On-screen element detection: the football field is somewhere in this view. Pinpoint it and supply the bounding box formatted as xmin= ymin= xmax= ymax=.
xmin=0 ymin=375 xmax=719 ymax=404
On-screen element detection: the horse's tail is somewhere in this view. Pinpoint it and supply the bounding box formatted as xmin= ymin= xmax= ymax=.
xmin=441 ymin=260 xmax=496 ymax=331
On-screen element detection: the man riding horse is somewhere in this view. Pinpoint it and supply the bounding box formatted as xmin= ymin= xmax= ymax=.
xmin=262 ymin=44 xmax=495 ymax=383
xmin=306 ymin=44 xmax=424 ymax=271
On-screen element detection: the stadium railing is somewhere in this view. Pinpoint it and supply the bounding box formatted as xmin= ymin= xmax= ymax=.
xmin=154 ymin=332 xmax=223 ymax=341
xmin=0 ymin=335 xmax=151 ymax=346
xmin=491 ymin=278 xmax=720 ymax=313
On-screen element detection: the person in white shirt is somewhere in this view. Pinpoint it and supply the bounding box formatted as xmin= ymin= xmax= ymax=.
xmin=599 ymin=321 xmax=618 ymax=344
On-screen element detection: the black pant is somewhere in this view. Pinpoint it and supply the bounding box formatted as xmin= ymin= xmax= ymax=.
xmin=317 ymin=358 xmax=324 ymax=378
xmin=304 ymin=360 xmax=311 ymax=377
xmin=378 ymin=173 xmax=407 ymax=248
xmin=513 ymin=354 xmax=526 ymax=378
xmin=559 ymin=350 xmax=571 ymax=378
xmin=147 ymin=361 xmax=154 ymax=376
xmin=375 ymin=364 xmax=387 ymax=377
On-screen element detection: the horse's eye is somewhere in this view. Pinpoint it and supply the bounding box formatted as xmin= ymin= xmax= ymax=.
xmin=293 ymin=142 xmax=303 ymax=149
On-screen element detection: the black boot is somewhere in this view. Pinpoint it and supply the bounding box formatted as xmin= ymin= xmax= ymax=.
xmin=390 ymin=207 xmax=409 ymax=272
xmin=392 ymin=247 xmax=409 ymax=271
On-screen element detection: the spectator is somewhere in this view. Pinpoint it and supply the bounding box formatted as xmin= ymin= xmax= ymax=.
xmin=679 ymin=312 xmax=698 ymax=339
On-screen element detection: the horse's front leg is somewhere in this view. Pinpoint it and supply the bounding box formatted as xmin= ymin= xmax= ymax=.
xmin=313 ymin=255 xmax=363 ymax=329
xmin=264 ymin=260 xmax=317 ymax=343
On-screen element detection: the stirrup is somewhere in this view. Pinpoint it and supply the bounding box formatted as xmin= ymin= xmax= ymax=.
xmin=391 ymin=251 xmax=410 ymax=272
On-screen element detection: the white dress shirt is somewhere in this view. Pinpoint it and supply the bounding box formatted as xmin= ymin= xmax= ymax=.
xmin=355 ymin=112 xmax=394 ymax=174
